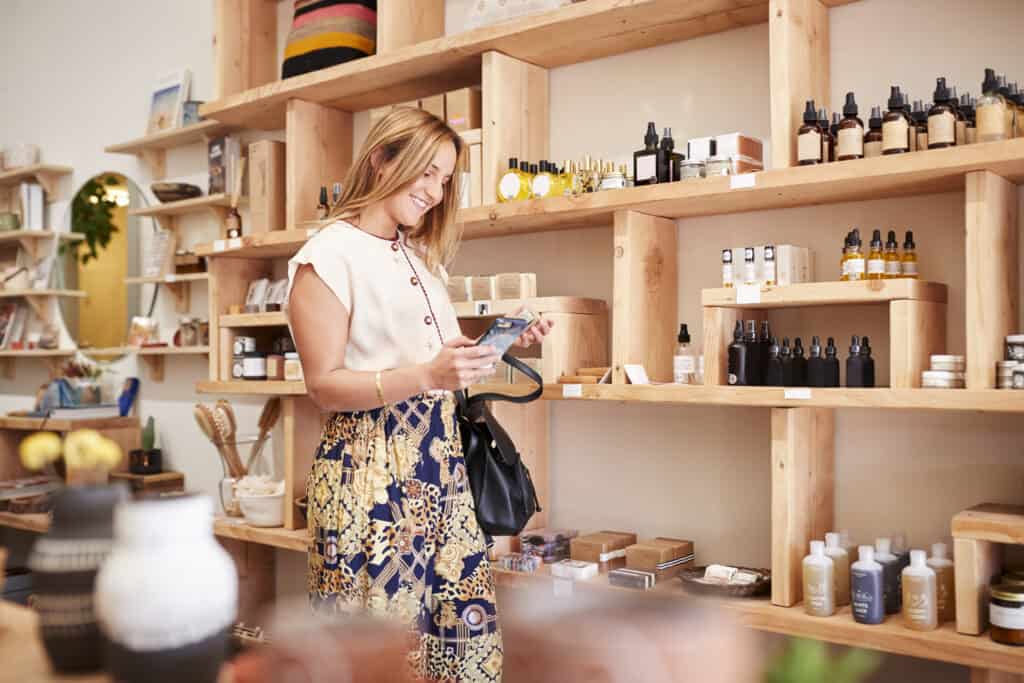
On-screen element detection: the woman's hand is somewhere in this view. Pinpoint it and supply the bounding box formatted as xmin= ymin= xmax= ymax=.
xmin=425 ymin=336 xmax=501 ymax=391
xmin=513 ymin=314 xmax=554 ymax=348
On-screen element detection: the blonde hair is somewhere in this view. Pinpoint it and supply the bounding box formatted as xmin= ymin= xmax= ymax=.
xmin=329 ymin=107 xmax=466 ymax=273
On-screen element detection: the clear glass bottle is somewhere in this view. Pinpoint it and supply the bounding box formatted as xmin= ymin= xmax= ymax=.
xmin=902 ymin=549 xmax=938 ymax=631
xmin=864 ymin=105 xmax=884 ymax=158
xmin=763 ymin=245 xmax=777 ymax=287
xmin=976 ymin=68 xmax=1008 ymax=143
xmin=928 ymin=78 xmax=957 ymax=149
xmin=673 ymin=323 xmax=695 ymax=384
xmin=721 ymin=248 xmax=734 ymax=288
xmin=901 ymin=230 xmax=918 ymax=278
xmin=837 ymin=92 xmax=865 ymax=161
xmin=705 ymin=139 xmax=732 ymax=176
xmin=804 ymin=540 xmax=836 ymax=617
xmin=867 ymin=229 xmax=885 ymax=280
xmin=884 ymin=230 xmax=901 ymax=279
xmin=743 ymin=247 xmax=756 ymax=285
xmin=825 ymin=532 xmax=851 ymax=607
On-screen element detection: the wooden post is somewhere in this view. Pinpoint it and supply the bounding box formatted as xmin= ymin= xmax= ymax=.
xmin=219 ymin=538 xmax=275 ymax=624
xmin=768 ymin=0 xmax=830 ymax=169
xmin=285 ymin=100 xmax=353 ymax=230
xmin=771 ymin=407 xmax=834 ymax=607
xmin=282 ymin=396 xmax=324 ymax=530
xmin=702 ymin=306 xmax=750 ymax=386
xmin=213 ymin=0 xmax=278 ymax=98
xmin=481 ymin=51 xmax=549 ymax=205
xmin=965 ymin=170 xmax=1019 ymax=389
xmin=376 ymin=0 xmax=445 ymax=53
xmin=207 ymin=257 xmax=270 ymax=380
xmin=954 ymin=537 xmax=1003 ymax=635
xmin=889 ymin=299 xmax=946 ymax=388
xmin=612 ymin=210 xmax=678 ymax=384
xmin=490 ymin=401 xmax=549 ymax=532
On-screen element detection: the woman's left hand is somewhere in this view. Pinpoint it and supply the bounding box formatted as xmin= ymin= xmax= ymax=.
xmin=513 ymin=314 xmax=554 ymax=348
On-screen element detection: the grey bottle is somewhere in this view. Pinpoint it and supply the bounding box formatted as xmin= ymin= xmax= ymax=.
xmin=851 ymin=545 xmax=885 ymax=625
xmin=875 ymin=537 xmax=902 ymax=614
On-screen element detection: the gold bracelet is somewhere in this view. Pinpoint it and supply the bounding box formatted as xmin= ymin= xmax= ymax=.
xmin=375 ymin=370 xmax=386 ymax=405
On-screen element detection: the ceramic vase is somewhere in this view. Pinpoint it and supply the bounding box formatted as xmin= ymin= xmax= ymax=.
xmin=95 ymin=494 xmax=237 ymax=683
xmin=27 ymin=484 xmax=127 ymax=673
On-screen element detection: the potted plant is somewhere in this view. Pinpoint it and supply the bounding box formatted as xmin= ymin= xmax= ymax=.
xmin=129 ymin=416 xmax=162 ymax=475
xmin=62 ymin=174 xmax=120 ymax=265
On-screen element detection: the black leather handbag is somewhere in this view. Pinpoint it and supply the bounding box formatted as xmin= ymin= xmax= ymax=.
xmin=455 ymin=354 xmax=544 ymax=536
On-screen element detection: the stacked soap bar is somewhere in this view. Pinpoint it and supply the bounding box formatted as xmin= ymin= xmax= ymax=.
xmin=922 ymin=354 xmax=965 ymax=389
xmin=520 ymin=528 xmax=577 ymax=564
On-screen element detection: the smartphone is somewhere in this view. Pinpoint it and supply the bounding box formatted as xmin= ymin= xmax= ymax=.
xmin=476 ymin=314 xmax=535 ymax=358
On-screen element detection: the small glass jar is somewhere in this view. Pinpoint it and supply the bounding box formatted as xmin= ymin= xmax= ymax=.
xmin=990 ymin=583 xmax=1024 ymax=646
xmin=266 ymin=353 xmax=285 ymax=381
xmin=705 ymin=155 xmax=732 ymax=176
xmin=233 ymin=336 xmax=256 ymax=356
xmin=598 ymin=171 xmax=625 ymax=191
xmin=680 ymin=160 xmax=705 ymax=180
xmin=284 ymin=352 xmax=303 ymax=381
xmin=242 ymin=351 xmax=267 ymax=381
xmin=178 ymin=317 xmax=198 ymax=347
xmin=231 ymin=356 xmax=245 ymax=380
xmin=1006 ymin=334 xmax=1024 ymax=361
xmin=1014 ymin=367 xmax=1024 ymax=390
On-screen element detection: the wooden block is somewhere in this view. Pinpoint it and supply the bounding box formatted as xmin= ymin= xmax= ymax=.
xmin=248 ymin=140 xmax=286 ymax=234
xmin=612 ymin=210 xmax=678 ymax=384
xmin=469 ymin=142 xmax=483 ymax=207
xmin=285 ymin=99 xmax=353 ymax=230
xmin=419 ymin=93 xmax=445 ymax=121
xmin=889 ymin=299 xmax=946 ymax=388
xmin=538 ymin=311 xmax=608 ymax=384
xmin=771 ymin=407 xmax=835 ymax=606
xmin=769 ymin=0 xmax=830 ymax=169
xmin=207 ymin=257 xmax=271 ymax=381
xmin=219 ymin=537 xmax=275 ymax=625
xmin=490 ymin=401 xmax=548 ymax=531
xmin=966 ymin=170 xmax=1019 ymax=389
xmin=557 ymin=375 xmax=599 ymax=384
xmin=482 ymin=52 xmax=548 ymax=204
xmin=375 ymin=0 xmax=444 ymax=53
xmin=213 ymin=0 xmax=277 ymax=98
xmin=283 ymin=396 xmax=324 ymax=530
xmin=109 ymin=471 xmax=185 ymax=496
xmin=445 ymin=87 xmax=483 ymax=132
xmin=955 ymin=537 xmax=1003 ymax=635
xmin=953 ymin=504 xmax=1024 ymax=544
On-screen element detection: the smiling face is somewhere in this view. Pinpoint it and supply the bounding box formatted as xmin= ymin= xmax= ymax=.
xmin=378 ymin=139 xmax=457 ymax=228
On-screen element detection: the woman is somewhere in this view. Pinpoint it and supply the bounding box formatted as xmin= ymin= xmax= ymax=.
xmin=287 ymin=107 xmax=552 ymax=681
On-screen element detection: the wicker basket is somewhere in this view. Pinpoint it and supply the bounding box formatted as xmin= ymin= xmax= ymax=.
xmin=678 ymin=566 xmax=771 ymax=598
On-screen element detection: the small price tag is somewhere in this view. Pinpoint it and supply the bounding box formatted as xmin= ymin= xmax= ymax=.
xmin=213 ymin=240 xmax=226 ymax=253
xmin=307 ymin=228 xmax=319 ymax=238
xmin=784 ymin=388 xmax=812 ymax=400
xmin=163 ymin=274 xmax=177 ymax=283
xmin=553 ymin=577 xmax=574 ymax=598
xmin=730 ymin=173 xmax=756 ymax=190
xmin=736 ymin=283 xmax=761 ymax=305
xmin=227 ymin=238 xmax=242 ymax=250
xmin=562 ymin=383 xmax=583 ymax=398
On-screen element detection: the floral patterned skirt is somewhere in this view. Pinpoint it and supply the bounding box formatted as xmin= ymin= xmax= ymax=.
xmin=307 ymin=392 xmax=502 ymax=681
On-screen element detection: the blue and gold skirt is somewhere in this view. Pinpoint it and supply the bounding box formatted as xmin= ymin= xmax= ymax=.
xmin=307 ymin=392 xmax=502 ymax=681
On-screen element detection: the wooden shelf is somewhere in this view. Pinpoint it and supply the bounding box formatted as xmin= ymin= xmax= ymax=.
xmin=0 ymin=230 xmax=83 ymax=244
xmin=0 ymin=349 xmax=75 ymax=358
xmin=453 ymin=297 xmax=607 ymax=318
xmin=0 ymin=164 xmax=72 ymax=195
xmin=200 ymin=0 xmax=856 ymax=129
xmin=0 ymin=412 xmax=136 ymax=432
xmin=195 ymin=228 xmax=312 ymax=258
xmin=196 ymin=380 xmax=307 ymax=395
xmin=129 ymin=193 xmax=238 ymax=218
xmin=124 ymin=273 xmax=209 ymax=285
xmin=213 ymin=518 xmax=312 ymax=552
xmin=220 ymin=312 xmax=288 ymax=328
xmin=702 ymin=279 xmax=948 ymax=309
xmin=0 ymin=288 xmax=85 ymax=299
xmin=0 ymin=511 xmax=50 ymax=533
xmin=105 ymin=120 xmax=237 ymax=155
xmin=460 ymin=139 xmax=1024 ymax=239
xmin=952 ymin=504 xmax=1024 ymax=544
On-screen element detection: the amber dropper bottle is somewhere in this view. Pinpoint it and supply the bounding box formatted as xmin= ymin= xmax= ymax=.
xmin=912 ymin=100 xmax=929 ymax=151
xmin=901 ymin=231 xmax=918 ymax=278
xmin=882 ymin=86 xmax=912 ymax=155
xmin=884 ymin=230 xmax=901 ymax=279
xmin=837 ymin=93 xmax=865 ymax=161
xmin=798 ymin=100 xmax=824 ymax=165
xmin=818 ymin=108 xmax=833 ymax=162
xmin=864 ymin=106 xmax=884 ymax=158
xmin=928 ymin=78 xmax=957 ymax=149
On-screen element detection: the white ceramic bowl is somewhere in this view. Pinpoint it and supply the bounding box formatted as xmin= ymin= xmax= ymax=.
xmin=237 ymin=492 xmax=284 ymax=527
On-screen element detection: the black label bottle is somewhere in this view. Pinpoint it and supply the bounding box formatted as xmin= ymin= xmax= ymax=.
xmin=861 ymin=336 xmax=876 ymax=388
xmin=791 ymin=337 xmax=808 ymax=386
xmin=882 ymin=86 xmax=912 ymax=155
xmin=798 ymin=99 xmax=824 ymax=165
xmin=765 ymin=337 xmax=783 ymax=386
xmin=633 ymin=122 xmax=661 ymax=185
xmin=818 ymin=108 xmax=833 ymax=162
xmin=928 ymin=78 xmax=957 ymax=149
xmin=825 ymin=337 xmax=841 ymax=387
xmin=912 ymin=100 xmax=929 ymax=151
xmin=807 ymin=336 xmax=826 ymax=387
xmin=780 ymin=337 xmax=794 ymax=386
xmin=864 ymin=105 xmax=884 ymax=158
xmin=851 ymin=545 xmax=885 ymax=625
xmin=727 ymin=321 xmax=748 ymax=386
xmin=758 ymin=321 xmax=772 ymax=385
xmin=876 ymin=537 xmax=902 ymax=614
xmin=837 ymin=92 xmax=865 ymax=161
xmin=744 ymin=321 xmax=761 ymax=386
xmin=846 ymin=335 xmax=865 ymax=387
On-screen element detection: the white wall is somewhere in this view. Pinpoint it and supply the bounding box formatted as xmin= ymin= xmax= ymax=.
xmin=3 ymin=2 xmax=1024 ymax=681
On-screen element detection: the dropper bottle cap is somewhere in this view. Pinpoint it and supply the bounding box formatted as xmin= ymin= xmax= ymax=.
xmin=910 ymin=549 xmax=927 ymax=567
xmin=912 ymin=99 xmax=927 ymax=123
xmin=733 ymin=320 xmax=743 ymax=341
xmin=997 ymin=75 xmax=1009 ymax=96
xmin=709 ymin=138 xmax=719 ymax=159
xmin=644 ymin=122 xmax=659 ymax=148
xmin=887 ymin=85 xmax=905 ymax=110
xmin=861 ymin=336 xmax=872 ymax=356
xmin=869 ymin=105 xmax=882 ymax=128
xmin=508 ymin=156 xmax=518 ymax=169
xmin=949 ymin=85 xmax=959 ymax=105
xmin=859 ymin=545 xmax=876 ymax=563
xmin=745 ymin=320 xmax=758 ymax=341
xmin=519 ymin=160 xmax=530 ymax=172
xmin=931 ymin=542 xmax=948 ymax=559
xmin=849 ymin=335 xmax=861 ymax=354
xmin=781 ymin=337 xmax=792 ymax=358
xmin=810 ymin=335 xmax=822 ymax=358
xmin=904 ymin=230 xmax=915 ymax=249
xmin=983 ymin=67 xmax=1000 ymax=94
xmin=825 ymin=532 xmax=840 ymax=549
xmin=809 ymin=540 xmax=825 ymax=556
xmin=886 ymin=230 xmax=897 ymax=248
xmin=817 ymin=107 xmax=829 ymax=126
xmin=871 ymin=229 xmax=882 ymax=247
xmin=933 ymin=77 xmax=951 ymax=103
xmin=826 ymin=337 xmax=837 ymax=358
xmin=876 ymin=537 xmax=892 ymax=555
xmin=661 ymin=128 xmax=675 ymax=152
xmin=843 ymin=92 xmax=859 ymax=116
xmin=769 ymin=336 xmax=781 ymax=358
xmin=793 ymin=337 xmax=805 ymax=357
xmin=960 ymin=92 xmax=973 ymax=110
xmin=851 ymin=227 xmax=862 ymax=246
xmin=678 ymin=323 xmax=691 ymax=343
xmin=529 ymin=163 xmax=538 ymax=175
xmin=803 ymin=99 xmax=818 ymax=123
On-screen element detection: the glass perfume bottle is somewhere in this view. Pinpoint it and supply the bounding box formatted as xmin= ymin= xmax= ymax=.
xmin=633 ymin=122 xmax=661 ymax=186
xmin=867 ymin=229 xmax=885 ymax=280
xmin=497 ymin=158 xmax=526 ymax=203
xmin=531 ymin=161 xmax=554 ymax=199
xmin=884 ymin=230 xmax=901 ymax=279
xmin=721 ymin=249 xmax=734 ymax=288
xmin=743 ymin=247 xmax=756 ymax=285
xmin=798 ymin=99 xmax=824 ymax=165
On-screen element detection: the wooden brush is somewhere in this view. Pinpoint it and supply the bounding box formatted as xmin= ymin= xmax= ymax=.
xmin=245 ymin=397 xmax=281 ymax=475
xmin=194 ymin=403 xmax=231 ymax=476
xmin=213 ymin=400 xmax=246 ymax=478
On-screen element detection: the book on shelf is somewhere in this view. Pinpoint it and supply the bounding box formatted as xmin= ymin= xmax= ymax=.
xmin=18 ymin=182 xmax=44 ymax=230
xmin=208 ymin=135 xmax=241 ymax=196
xmin=49 ymin=404 xmax=121 ymax=420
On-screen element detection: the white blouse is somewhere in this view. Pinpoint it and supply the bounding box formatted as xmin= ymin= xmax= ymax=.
xmin=286 ymin=221 xmax=462 ymax=372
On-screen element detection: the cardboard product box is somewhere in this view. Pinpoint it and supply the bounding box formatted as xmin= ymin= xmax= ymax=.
xmin=447 ymin=275 xmax=470 ymax=303
xmin=571 ymin=530 xmax=638 ymax=571
xmin=625 ymin=537 xmax=695 ymax=581
xmin=727 ymin=244 xmax=814 ymax=287
xmin=445 ymin=87 xmax=482 ymax=132
xmin=687 ymin=133 xmax=765 ymax=165
xmin=494 ymin=272 xmax=537 ymax=300
xmin=470 ymin=275 xmax=496 ymax=301
xmin=248 ymin=140 xmax=286 ymax=234
xmin=420 ymin=94 xmax=445 ymax=121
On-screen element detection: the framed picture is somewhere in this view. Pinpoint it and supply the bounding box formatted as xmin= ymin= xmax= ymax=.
xmin=146 ymin=69 xmax=192 ymax=134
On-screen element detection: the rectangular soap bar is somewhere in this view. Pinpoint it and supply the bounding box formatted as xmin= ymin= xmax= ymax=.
xmin=550 ymin=559 xmax=599 ymax=580
xmin=571 ymin=530 xmax=638 ymax=571
xmin=626 ymin=537 xmax=696 ymax=580
xmin=608 ymin=567 xmax=656 ymax=590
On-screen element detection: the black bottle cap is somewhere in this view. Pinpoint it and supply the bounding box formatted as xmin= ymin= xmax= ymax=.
xmin=803 ymin=100 xmax=818 ymax=124
xmin=843 ymin=92 xmax=859 ymax=116
xmin=793 ymin=337 xmax=805 ymax=357
xmin=904 ymin=230 xmax=915 ymax=249
xmin=831 ymin=112 xmax=841 ymax=126
xmin=933 ymin=77 xmax=951 ymax=104
xmin=912 ymin=100 xmax=927 ymax=123
xmin=861 ymin=336 xmax=872 ymax=356
xmin=818 ymin=108 xmax=829 ymax=127
xmin=760 ymin=320 xmax=771 ymax=341
xmin=960 ymin=92 xmax=974 ymax=113
xmin=769 ymin=336 xmax=780 ymax=358
xmin=997 ymin=75 xmax=1009 ymax=96
xmin=709 ymin=138 xmax=718 ymax=158
xmin=869 ymin=106 xmax=882 ymax=129
xmin=871 ymin=229 xmax=882 ymax=248
xmin=826 ymin=337 xmax=837 ymax=358
xmin=519 ymin=160 xmax=530 ymax=172
xmin=733 ymin=320 xmax=743 ymax=341
xmin=678 ymin=323 xmax=690 ymax=344
xmin=662 ymin=128 xmax=675 ymax=152
xmin=781 ymin=337 xmax=792 ymax=358
xmin=851 ymin=227 xmax=861 ymax=245
xmin=949 ymin=85 xmax=959 ymax=105
xmin=983 ymin=68 xmax=1000 ymax=94
xmin=1010 ymin=82 xmax=1021 ymax=103
xmin=530 ymin=163 xmax=538 ymax=175
xmin=318 ymin=185 xmax=328 ymax=203
xmin=886 ymin=230 xmax=898 ymax=248
xmin=888 ymin=86 xmax=905 ymax=111
xmin=745 ymin=320 xmax=758 ymax=341
xmin=849 ymin=335 xmax=861 ymax=354
xmin=645 ymin=122 xmax=659 ymax=147
xmin=722 ymin=248 xmax=733 ymax=263
xmin=509 ymin=156 xmax=518 ymax=169
xmin=810 ymin=336 xmax=822 ymax=358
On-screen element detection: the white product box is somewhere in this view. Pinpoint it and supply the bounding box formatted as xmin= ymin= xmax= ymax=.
xmin=728 ymin=244 xmax=813 ymax=287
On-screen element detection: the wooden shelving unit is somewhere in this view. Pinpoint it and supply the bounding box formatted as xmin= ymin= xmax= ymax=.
xmin=124 ymin=272 xmax=209 ymax=312
xmin=195 ymin=228 xmax=312 ymax=258
xmin=0 ymin=164 xmax=72 ymax=196
xmin=220 ymin=311 xmax=287 ymax=328
xmin=106 ymin=120 xmax=237 ymax=180
xmin=0 ymin=289 xmax=84 ymax=300
xmin=196 ymin=380 xmax=306 ymax=395
xmin=701 ymin=279 xmax=948 ymax=308
xmin=129 ymin=193 xmax=237 ymax=219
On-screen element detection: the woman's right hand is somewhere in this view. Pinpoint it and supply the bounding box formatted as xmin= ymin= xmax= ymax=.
xmin=425 ymin=336 xmax=501 ymax=391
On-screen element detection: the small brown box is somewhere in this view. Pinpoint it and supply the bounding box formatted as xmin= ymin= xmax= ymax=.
xmin=108 ymin=471 xmax=185 ymax=498
xmin=571 ymin=530 xmax=638 ymax=571
xmin=420 ymin=94 xmax=445 ymax=121
xmin=447 ymin=275 xmax=470 ymax=303
xmin=470 ymin=275 xmax=495 ymax=301
xmin=445 ymin=87 xmax=482 ymax=132
xmin=625 ymin=537 xmax=695 ymax=581
xmin=248 ymin=140 xmax=286 ymax=234
xmin=494 ymin=272 xmax=537 ymax=300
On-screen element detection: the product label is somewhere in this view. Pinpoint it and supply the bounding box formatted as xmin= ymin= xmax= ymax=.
xmin=955 ymin=120 xmax=967 ymax=146
xmin=673 ymin=355 xmax=696 ymax=383
xmin=597 ymin=549 xmax=627 ymax=563
xmin=928 ymin=111 xmax=956 ymax=145
xmin=902 ymin=575 xmax=935 ymax=626
xmin=562 ymin=383 xmax=582 ymax=398
xmin=851 ymin=568 xmax=884 ymax=624
xmin=729 ymin=173 xmax=756 ymax=189
xmin=977 ymin=104 xmax=1008 ymax=140
xmin=722 ymin=263 xmax=734 ymax=287
xmin=867 ymin=258 xmax=885 ymax=275
xmin=798 ymin=131 xmax=822 ymax=162
xmin=822 ymin=136 xmax=831 ymax=162
xmin=916 ymin=131 xmax=929 ymax=150
xmin=864 ymin=140 xmax=883 ymax=158
xmin=531 ymin=174 xmax=551 ymax=199
xmin=762 ymin=262 xmax=776 ymax=285
xmin=847 ymin=257 xmax=866 ymax=275
xmin=498 ymin=173 xmax=521 ymax=201
xmin=841 ymin=258 xmax=849 ymax=278
xmin=804 ymin=564 xmax=833 ymax=615
xmin=243 ymin=356 xmax=267 ymax=377
xmin=784 ymin=388 xmax=811 ymax=400
xmin=837 ymin=127 xmax=864 ymax=158
xmin=991 ymin=603 xmax=1024 ymax=629
xmin=736 ymin=283 xmax=761 ymax=305
xmin=902 ymin=260 xmax=918 ymax=276
xmin=882 ymin=118 xmax=910 ymax=152
xmin=636 ymin=155 xmax=656 ymax=183
xmin=885 ymin=259 xmax=901 ymax=276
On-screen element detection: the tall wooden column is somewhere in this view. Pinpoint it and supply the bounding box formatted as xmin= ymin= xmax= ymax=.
xmin=889 ymin=299 xmax=947 ymax=388
xmin=377 ymin=0 xmax=445 ymax=52
xmin=771 ymin=407 xmax=835 ymax=606
xmin=965 ymin=170 xmax=1019 ymax=389
xmin=612 ymin=210 xmax=678 ymax=384
xmin=213 ymin=0 xmax=278 ymax=98
xmin=285 ymin=100 xmax=353 ymax=230
xmin=769 ymin=0 xmax=830 ymax=169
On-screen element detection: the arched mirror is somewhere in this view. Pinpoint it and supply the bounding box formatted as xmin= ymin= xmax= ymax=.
xmin=57 ymin=172 xmax=147 ymax=357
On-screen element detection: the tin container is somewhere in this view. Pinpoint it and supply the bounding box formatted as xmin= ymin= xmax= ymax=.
xmin=930 ymin=354 xmax=965 ymax=372
xmin=232 ymin=336 xmax=256 ymax=356
xmin=1007 ymin=335 xmax=1024 ymax=361
xmin=680 ymin=160 xmax=705 ymax=180
xmin=989 ymin=583 xmax=1024 ymax=646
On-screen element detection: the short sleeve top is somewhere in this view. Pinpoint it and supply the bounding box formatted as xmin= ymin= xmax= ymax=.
xmin=286 ymin=221 xmax=461 ymax=372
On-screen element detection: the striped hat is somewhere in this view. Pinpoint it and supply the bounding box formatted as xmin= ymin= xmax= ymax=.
xmin=282 ymin=0 xmax=377 ymax=79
